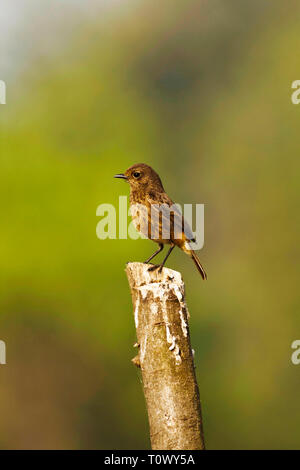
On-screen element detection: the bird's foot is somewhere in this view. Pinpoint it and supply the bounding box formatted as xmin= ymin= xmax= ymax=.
xmin=147 ymin=264 xmax=163 ymax=273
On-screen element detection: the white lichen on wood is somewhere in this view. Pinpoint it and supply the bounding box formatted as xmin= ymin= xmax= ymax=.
xmin=130 ymin=263 xmax=188 ymax=366
xmin=179 ymin=308 xmax=188 ymax=337
xmin=130 ymin=263 xmax=190 ymax=366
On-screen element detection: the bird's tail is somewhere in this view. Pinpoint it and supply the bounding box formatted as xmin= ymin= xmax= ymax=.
xmin=191 ymin=250 xmax=207 ymax=280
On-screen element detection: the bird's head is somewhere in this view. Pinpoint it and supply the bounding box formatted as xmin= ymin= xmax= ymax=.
xmin=114 ymin=163 xmax=164 ymax=192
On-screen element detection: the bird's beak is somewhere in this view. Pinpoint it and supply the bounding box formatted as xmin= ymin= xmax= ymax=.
xmin=114 ymin=173 xmax=128 ymax=180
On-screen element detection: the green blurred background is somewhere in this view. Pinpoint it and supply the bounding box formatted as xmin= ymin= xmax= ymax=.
xmin=1 ymin=0 xmax=299 ymax=449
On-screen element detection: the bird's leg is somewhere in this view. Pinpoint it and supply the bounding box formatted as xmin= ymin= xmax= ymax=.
xmin=148 ymin=244 xmax=175 ymax=273
xmin=159 ymin=244 xmax=175 ymax=270
xmin=144 ymin=243 xmax=164 ymax=264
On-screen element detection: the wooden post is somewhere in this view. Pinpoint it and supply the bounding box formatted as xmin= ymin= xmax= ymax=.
xmin=126 ymin=262 xmax=205 ymax=450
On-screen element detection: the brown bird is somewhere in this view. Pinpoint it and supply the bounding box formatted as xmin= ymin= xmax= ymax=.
xmin=114 ymin=163 xmax=207 ymax=279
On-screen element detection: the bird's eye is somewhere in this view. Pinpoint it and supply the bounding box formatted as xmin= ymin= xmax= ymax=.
xmin=133 ymin=171 xmax=141 ymax=178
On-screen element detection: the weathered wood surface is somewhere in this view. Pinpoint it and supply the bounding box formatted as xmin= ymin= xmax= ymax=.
xmin=126 ymin=262 xmax=205 ymax=450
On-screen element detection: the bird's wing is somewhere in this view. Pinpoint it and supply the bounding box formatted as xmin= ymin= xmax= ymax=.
xmin=147 ymin=196 xmax=195 ymax=242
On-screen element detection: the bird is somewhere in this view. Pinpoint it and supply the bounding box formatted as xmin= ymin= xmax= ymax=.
xmin=114 ymin=163 xmax=207 ymax=280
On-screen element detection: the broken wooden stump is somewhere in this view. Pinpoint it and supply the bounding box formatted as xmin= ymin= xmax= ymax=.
xmin=126 ymin=262 xmax=205 ymax=450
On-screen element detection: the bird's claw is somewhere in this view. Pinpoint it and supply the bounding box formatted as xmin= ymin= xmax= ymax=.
xmin=148 ymin=264 xmax=163 ymax=273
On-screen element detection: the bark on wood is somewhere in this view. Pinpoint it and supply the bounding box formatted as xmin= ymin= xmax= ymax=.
xmin=126 ymin=262 xmax=205 ymax=450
